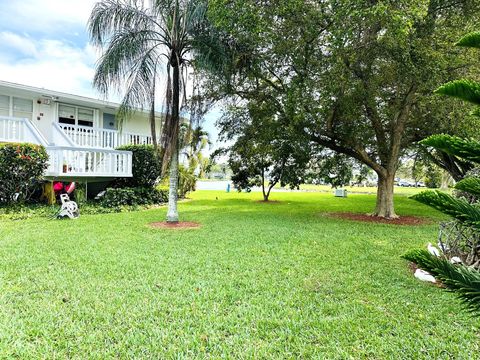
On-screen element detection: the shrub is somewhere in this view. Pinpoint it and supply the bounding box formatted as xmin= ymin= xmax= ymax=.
xmin=115 ymin=144 xmax=160 ymax=187
xmin=157 ymin=165 xmax=197 ymax=199
xmin=99 ymin=187 xmax=168 ymax=208
xmin=0 ymin=143 xmax=48 ymax=205
xmin=425 ymin=164 xmax=442 ymax=188
xmin=179 ymin=165 xmax=196 ymax=198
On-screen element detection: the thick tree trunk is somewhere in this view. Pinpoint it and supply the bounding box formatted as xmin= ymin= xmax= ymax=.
xmin=166 ymin=64 xmax=180 ymax=223
xmin=166 ymin=145 xmax=179 ymax=222
xmin=373 ymin=172 xmax=397 ymax=219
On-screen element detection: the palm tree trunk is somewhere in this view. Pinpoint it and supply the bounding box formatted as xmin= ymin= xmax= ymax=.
xmin=167 ymin=143 xmax=179 ymax=222
xmin=166 ymin=63 xmax=181 ymax=223
xmin=149 ymin=83 xmax=158 ymax=150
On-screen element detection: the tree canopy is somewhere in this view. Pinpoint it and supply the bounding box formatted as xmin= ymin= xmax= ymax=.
xmin=200 ymin=0 xmax=480 ymax=218
xmin=215 ymin=102 xmax=310 ymax=201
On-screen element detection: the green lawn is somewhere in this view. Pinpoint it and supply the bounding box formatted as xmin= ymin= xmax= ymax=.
xmin=1 ymin=191 xmax=478 ymax=358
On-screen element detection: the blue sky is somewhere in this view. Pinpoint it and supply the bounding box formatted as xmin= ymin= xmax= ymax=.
xmin=0 ymin=0 xmax=220 ymax=146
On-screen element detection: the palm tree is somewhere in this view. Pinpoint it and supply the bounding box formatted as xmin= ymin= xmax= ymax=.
xmin=89 ymin=0 xmax=208 ymax=222
xmin=180 ymin=123 xmax=210 ymax=172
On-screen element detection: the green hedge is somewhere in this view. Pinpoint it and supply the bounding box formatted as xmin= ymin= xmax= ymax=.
xmin=0 ymin=143 xmax=48 ymax=205
xmin=99 ymin=187 xmax=168 ymax=208
xmin=115 ymin=144 xmax=160 ymax=187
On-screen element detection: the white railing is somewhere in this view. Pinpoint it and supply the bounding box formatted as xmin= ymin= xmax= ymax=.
xmin=45 ymin=146 xmax=132 ymax=178
xmin=58 ymin=123 xmax=153 ymax=149
xmin=51 ymin=122 xmax=76 ymax=146
xmin=0 ymin=116 xmax=48 ymax=145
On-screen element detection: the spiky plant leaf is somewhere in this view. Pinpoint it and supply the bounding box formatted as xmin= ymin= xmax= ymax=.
xmin=455 ymin=177 xmax=480 ymax=197
xmin=420 ymin=134 xmax=480 ymax=164
xmin=411 ymin=191 xmax=480 ymax=229
xmin=457 ymin=32 xmax=480 ymax=49
xmin=403 ymin=249 xmax=480 ymax=315
xmin=435 ymin=80 xmax=480 ymax=106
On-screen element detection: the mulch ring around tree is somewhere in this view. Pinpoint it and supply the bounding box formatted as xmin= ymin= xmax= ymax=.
xmin=328 ymin=212 xmax=433 ymax=226
xmin=148 ymin=221 xmax=201 ymax=229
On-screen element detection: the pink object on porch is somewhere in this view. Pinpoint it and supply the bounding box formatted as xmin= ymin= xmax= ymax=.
xmin=65 ymin=182 xmax=75 ymax=194
xmin=53 ymin=182 xmax=75 ymax=195
xmin=53 ymin=182 xmax=64 ymax=192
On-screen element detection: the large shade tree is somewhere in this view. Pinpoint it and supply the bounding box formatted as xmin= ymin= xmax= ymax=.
xmin=202 ymin=0 xmax=479 ymax=218
xmin=89 ymin=0 xmax=209 ymax=222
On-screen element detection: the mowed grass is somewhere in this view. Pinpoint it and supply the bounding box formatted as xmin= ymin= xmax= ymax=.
xmin=0 ymin=191 xmax=479 ymax=358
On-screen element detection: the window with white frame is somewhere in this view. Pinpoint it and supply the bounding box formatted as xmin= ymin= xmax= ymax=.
xmin=0 ymin=95 xmax=9 ymax=117
xmin=78 ymin=108 xmax=94 ymax=127
xmin=0 ymin=95 xmax=33 ymax=120
xmin=13 ymin=97 xmax=33 ymax=120
xmin=58 ymin=104 xmax=95 ymax=127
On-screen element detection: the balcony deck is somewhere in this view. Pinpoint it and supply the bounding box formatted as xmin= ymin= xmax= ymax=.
xmin=58 ymin=123 xmax=153 ymax=149
xmin=45 ymin=146 xmax=132 ymax=179
xmin=0 ymin=116 xmax=134 ymax=180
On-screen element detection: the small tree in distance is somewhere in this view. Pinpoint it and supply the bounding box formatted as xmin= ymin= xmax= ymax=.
xmin=215 ymin=106 xmax=310 ymax=201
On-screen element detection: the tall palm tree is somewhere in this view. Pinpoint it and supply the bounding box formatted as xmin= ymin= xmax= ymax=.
xmin=89 ymin=0 xmax=208 ymax=222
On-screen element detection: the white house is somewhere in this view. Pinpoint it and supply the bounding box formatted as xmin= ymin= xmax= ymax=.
xmin=0 ymin=80 xmax=163 ymax=182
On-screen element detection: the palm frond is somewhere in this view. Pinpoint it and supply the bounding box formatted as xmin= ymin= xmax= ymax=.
xmin=457 ymin=31 xmax=480 ymax=49
xmin=89 ymin=0 xmax=166 ymax=46
xmin=412 ymin=190 xmax=480 ymax=229
xmin=420 ymin=134 xmax=480 ymax=164
xmin=435 ymin=79 xmax=480 ymax=106
xmin=403 ymin=249 xmax=480 ymax=314
xmin=93 ymin=28 xmax=162 ymax=95
xmin=455 ymin=177 xmax=480 ymax=198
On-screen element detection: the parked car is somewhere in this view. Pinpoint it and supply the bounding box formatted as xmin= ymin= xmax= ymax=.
xmin=397 ymin=179 xmax=417 ymax=187
xmin=397 ymin=179 xmax=412 ymax=187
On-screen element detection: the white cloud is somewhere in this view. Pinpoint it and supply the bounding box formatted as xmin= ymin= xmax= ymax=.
xmin=0 ymin=0 xmax=98 ymax=35
xmin=0 ymin=1 xmax=102 ymax=97
xmin=0 ymin=32 xmax=37 ymax=57
xmin=0 ymin=33 xmax=98 ymax=98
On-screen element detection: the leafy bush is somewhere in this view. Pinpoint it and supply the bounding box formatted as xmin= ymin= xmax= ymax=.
xmin=99 ymin=187 xmax=168 ymax=208
xmin=179 ymin=165 xmax=196 ymax=198
xmin=115 ymin=145 xmax=160 ymax=187
xmin=0 ymin=143 xmax=48 ymax=205
xmin=157 ymin=165 xmax=197 ymax=199
xmin=74 ymin=183 xmax=87 ymax=206
xmin=424 ymin=164 xmax=442 ymax=188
